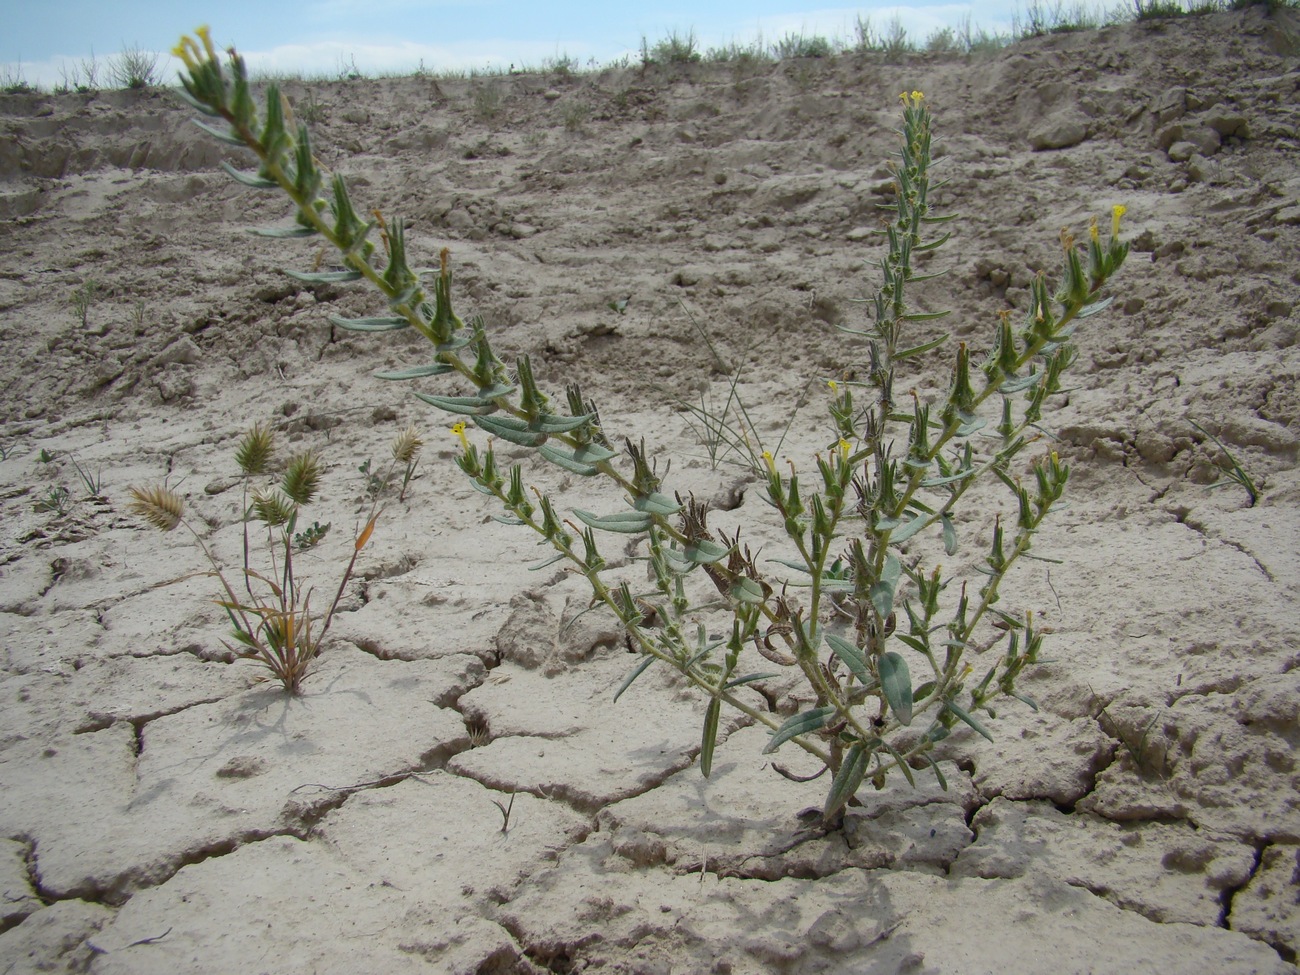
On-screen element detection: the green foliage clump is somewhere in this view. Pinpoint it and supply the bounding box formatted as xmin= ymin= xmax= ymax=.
xmin=173 ymin=30 xmax=1129 ymax=819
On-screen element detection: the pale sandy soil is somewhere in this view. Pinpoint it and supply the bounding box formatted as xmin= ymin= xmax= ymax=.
xmin=0 ymin=9 xmax=1298 ymax=974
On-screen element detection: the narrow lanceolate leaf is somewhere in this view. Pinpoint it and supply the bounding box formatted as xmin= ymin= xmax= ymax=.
xmin=730 ymin=576 xmax=767 ymax=605
xmin=613 ymin=655 xmax=657 ymax=702
xmin=941 ymin=514 xmax=958 ymax=555
xmin=538 ymin=444 xmax=600 ymax=476
xmin=889 ymin=512 xmax=929 ymax=544
xmin=920 ymin=469 xmax=973 ymax=488
xmin=570 ymin=442 xmax=618 ymax=464
xmin=1076 ymin=294 xmax=1115 ymax=318
xmin=998 ymin=373 xmax=1041 ymax=394
xmin=723 ymin=672 xmax=779 ymax=690
xmin=878 ymin=652 xmax=913 ymax=725
xmin=528 ymin=551 xmax=568 ymax=571
xmin=249 ymin=226 xmax=318 ymax=238
xmin=573 ymin=509 xmax=654 ymax=534
xmin=869 ymin=554 xmax=902 ymax=619
xmin=285 ymin=269 xmax=364 ymax=284
xmin=374 ymin=363 xmax=456 ymax=380
xmin=923 ymin=754 xmax=948 ymax=791
xmin=473 ymin=415 xmax=547 ymax=447
xmin=196 ymin=120 xmax=249 ymax=146
xmin=633 ymin=492 xmax=681 ymax=517
xmin=894 ymin=334 xmax=949 ymax=360
xmin=413 ymin=393 xmax=497 ymax=416
xmin=682 ymin=539 xmax=731 ymax=565
xmin=700 ymin=699 xmax=721 ymax=778
xmin=330 ymin=315 xmax=410 ymax=332
xmin=945 ymin=700 xmax=995 ymax=742
xmin=824 ymin=741 xmax=869 ymax=819
xmin=824 ymin=633 xmax=869 ymax=685
xmin=762 ymin=706 xmax=836 ymax=755
xmin=879 ymin=738 xmax=915 ymax=787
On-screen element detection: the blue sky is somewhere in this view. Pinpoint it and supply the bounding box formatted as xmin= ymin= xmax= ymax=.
xmin=4 ymin=1 xmax=1022 ymax=88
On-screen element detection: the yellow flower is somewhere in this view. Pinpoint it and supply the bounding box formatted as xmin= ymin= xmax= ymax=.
xmin=761 ymin=450 xmax=775 ymax=474
xmin=827 ymin=379 xmax=838 ymax=394
xmin=911 ymin=90 xmax=924 ymax=101
xmin=1088 ymin=216 xmax=1099 ymax=243
xmin=1111 ymin=204 xmax=1127 ymax=238
xmin=837 ymin=439 xmax=851 ymax=460
xmin=196 ymin=25 xmax=216 ymax=61
xmin=173 ymin=27 xmax=216 ymax=72
xmin=451 ymin=421 xmax=469 ymax=450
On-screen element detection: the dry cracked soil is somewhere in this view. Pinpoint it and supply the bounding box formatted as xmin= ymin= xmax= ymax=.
xmin=1 ymin=9 xmax=1299 ymax=974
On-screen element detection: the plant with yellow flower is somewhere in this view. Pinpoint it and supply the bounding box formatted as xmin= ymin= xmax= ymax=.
xmin=169 ymin=30 xmax=1128 ymax=819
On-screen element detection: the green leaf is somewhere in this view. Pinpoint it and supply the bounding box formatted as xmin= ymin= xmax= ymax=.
xmin=330 ymin=315 xmax=410 ymax=331
xmin=920 ymin=469 xmax=973 ymax=488
xmin=869 ymin=554 xmax=902 ymax=619
xmin=923 ymin=754 xmax=948 ymax=791
xmin=614 ymin=655 xmax=657 ymax=702
xmin=954 ymin=416 xmax=986 ymax=437
xmin=528 ymin=552 xmax=568 ymax=571
xmin=573 ymin=509 xmax=654 ymax=534
xmin=197 ymin=120 xmax=249 ymax=146
xmin=945 ymin=700 xmax=994 ymax=742
xmin=374 ymin=363 xmax=456 ymax=380
xmin=824 ymin=741 xmax=869 ymax=819
xmin=889 ymin=512 xmax=929 ymax=544
xmin=285 ymin=269 xmax=363 ymax=284
xmin=762 ymin=706 xmax=836 ymax=754
xmin=894 ymin=633 xmax=930 ymax=656
xmin=879 ymin=737 xmax=916 ymax=787
xmin=879 ymin=652 xmax=913 ymax=725
xmin=537 ymin=444 xmax=600 ymax=476
xmin=824 ymin=633 xmax=869 ymax=685
xmin=473 ymin=415 xmax=547 ymax=447
xmin=571 ymin=443 xmax=618 ymax=464
xmin=895 ymin=334 xmax=950 ymax=360
xmin=730 ymin=576 xmax=767 ymax=605
xmin=998 ymin=373 xmax=1041 ymax=394
xmin=1076 ymin=294 xmax=1115 ymax=318
xmin=413 ymin=393 xmax=497 ymax=416
xmin=941 ymin=514 xmax=957 ymax=555
xmin=723 ymin=672 xmax=779 ymax=690
xmin=634 ymin=493 xmax=681 ymax=516
xmin=683 ymin=539 xmax=731 ymax=564
xmin=250 ymin=226 xmax=318 ymax=238
xmin=700 ymin=699 xmax=721 ymax=778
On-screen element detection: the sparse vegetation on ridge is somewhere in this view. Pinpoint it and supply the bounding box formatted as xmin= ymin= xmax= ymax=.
xmin=5 ymin=0 xmax=1295 ymax=95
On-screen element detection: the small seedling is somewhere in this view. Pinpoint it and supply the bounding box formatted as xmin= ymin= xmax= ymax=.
xmin=1190 ymin=420 xmax=1259 ymax=507
xmin=37 ymin=448 xmax=57 ymax=465
xmin=293 ymin=520 xmax=331 ymax=550
xmin=33 ymin=486 xmax=72 ymax=516
xmin=490 ymin=792 xmax=516 ymax=834
xmin=69 ymin=454 xmax=105 ymax=499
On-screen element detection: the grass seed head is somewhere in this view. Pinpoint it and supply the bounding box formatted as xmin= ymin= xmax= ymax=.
xmin=128 ymin=485 xmax=184 ymax=532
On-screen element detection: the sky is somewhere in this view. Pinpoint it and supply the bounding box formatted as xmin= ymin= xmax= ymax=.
xmin=3 ymin=0 xmax=1024 ymax=89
